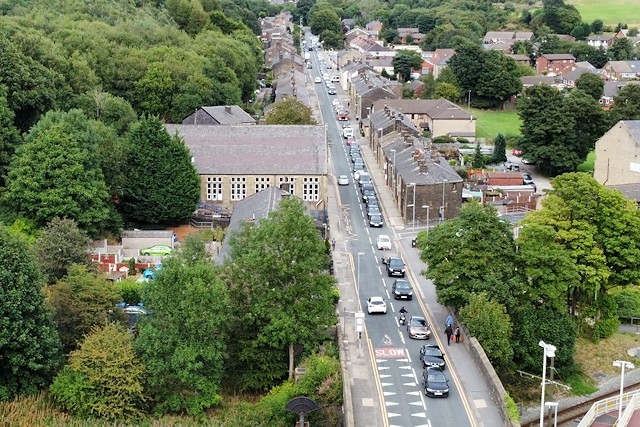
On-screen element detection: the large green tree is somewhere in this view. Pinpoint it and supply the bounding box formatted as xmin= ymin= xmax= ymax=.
xmin=120 ymin=116 xmax=200 ymax=225
xmin=48 ymin=265 xmax=123 ymax=353
xmin=35 ymin=218 xmax=91 ymax=284
xmin=0 ymin=85 xmax=21 ymax=187
xmin=392 ymin=50 xmax=423 ymax=82
xmin=309 ymin=8 xmax=342 ymax=40
xmin=0 ymin=226 xmax=62 ymax=400
xmin=608 ymin=84 xmax=640 ymax=124
xmin=419 ymin=203 xmax=519 ymax=311
xmin=223 ymin=198 xmax=337 ymax=391
xmin=266 ymin=98 xmax=316 ymax=125
xmin=2 ymin=123 xmax=112 ymax=237
xmin=136 ymin=237 xmax=230 ymax=415
xmin=575 ymin=72 xmax=604 ymax=101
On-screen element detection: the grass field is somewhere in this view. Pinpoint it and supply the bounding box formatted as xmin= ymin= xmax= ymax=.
xmin=567 ymin=0 xmax=640 ymax=27
xmin=469 ymin=108 xmax=522 ymax=141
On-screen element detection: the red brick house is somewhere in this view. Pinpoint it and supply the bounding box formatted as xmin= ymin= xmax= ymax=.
xmin=536 ymin=53 xmax=576 ymax=75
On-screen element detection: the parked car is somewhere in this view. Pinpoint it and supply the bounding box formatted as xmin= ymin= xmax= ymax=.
xmin=522 ymin=172 xmax=533 ymax=185
xmin=419 ymin=344 xmax=446 ymax=370
xmin=423 ymin=367 xmax=449 ymax=397
xmin=358 ymin=173 xmax=372 ymax=186
xmin=353 ymin=170 xmax=365 ymax=181
xmin=360 ymin=182 xmax=374 ymax=193
xmin=369 ymin=214 xmax=383 ymax=228
xmin=392 ymin=279 xmax=413 ymax=300
xmin=353 ymin=162 xmax=364 ymax=173
xmin=505 ymin=162 xmax=520 ymax=171
xmin=367 ymin=296 xmax=387 ymax=314
xmin=512 ymin=148 xmax=523 ymax=156
xmin=407 ymin=316 xmax=431 ymax=340
xmin=314 ymin=76 xmax=322 ymax=84
xmin=382 ymin=255 xmax=405 ymax=277
xmin=140 ymin=245 xmax=173 ymax=257
xmin=365 ymin=195 xmax=379 ymax=208
xmin=376 ymin=234 xmax=392 ymax=250
xmin=338 ymin=110 xmax=349 ymax=121
xmin=362 ymin=189 xmax=376 ymax=202
xmin=521 ymin=157 xmax=533 ymax=165
xmin=351 ymin=153 xmax=362 ymax=164
xmin=345 ymin=138 xmax=355 ymax=146
xmin=343 ymin=128 xmax=354 ymax=139
xmin=366 ymin=205 xmax=380 ymax=218
xmin=338 ymin=175 xmax=349 ymax=186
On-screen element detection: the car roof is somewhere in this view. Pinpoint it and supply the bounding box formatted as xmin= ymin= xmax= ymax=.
xmin=378 ymin=234 xmax=390 ymax=240
xmin=369 ymin=296 xmax=384 ymax=302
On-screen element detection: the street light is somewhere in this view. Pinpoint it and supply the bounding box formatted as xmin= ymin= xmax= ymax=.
xmin=545 ymin=402 xmax=558 ymax=427
xmin=440 ymin=178 xmax=448 ymax=223
xmin=409 ymin=182 xmax=416 ymax=229
xmin=613 ymin=360 xmax=635 ymax=422
xmin=390 ymin=149 xmax=396 ymax=201
xmin=539 ymin=341 xmax=556 ymax=427
xmin=422 ymin=205 xmax=430 ymax=234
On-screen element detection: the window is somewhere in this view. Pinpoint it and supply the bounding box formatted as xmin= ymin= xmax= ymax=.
xmin=206 ymin=177 xmax=222 ymax=201
xmin=303 ymin=177 xmax=320 ymax=201
xmin=255 ymin=177 xmax=271 ymax=193
xmin=230 ymin=177 xmax=246 ymax=200
xmin=279 ymin=176 xmax=295 ymax=193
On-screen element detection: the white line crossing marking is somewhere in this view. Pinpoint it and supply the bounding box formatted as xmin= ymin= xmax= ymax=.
xmin=401 ymin=373 xmax=414 ymax=377
xmin=411 ymin=412 xmax=427 ymax=418
xmin=398 ymin=365 xmax=412 ymax=370
xmin=385 ymin=401 xmax=399 ymax=406
xmin=383 ymin=391 xmax=396 ymax=396
xmin=403 ymin=381 xmax=418 ymax=386
xmin=409 ymin=401 xmax=423 ymax=406
xmin=377 ymin=366 xmax=390 ymax=370
xmin=381 ymin=382 xmax=393 ymax=387
xmin=379 ymin=374 xmax=391 ymax=379
xmin=407 ymin=391 xmax=421 ymax=396
xmin=387 ymin=413 xmax=401 ymax=418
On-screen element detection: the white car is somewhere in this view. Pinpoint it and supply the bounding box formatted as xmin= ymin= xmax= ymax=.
xmin=367 ymin=296 xmax=387 ymax=314
xmin=377 ymin=235 xmax=392 ymax=250
xmin=343 ymin=128 xmax=354 ymax=139
xmin=332 ymin=99 xmax=340 ymax=108
xmin=338 ymin=175 xmax=349 ymax=186
xmin=314 ymin=77 xmax=322 ymax=84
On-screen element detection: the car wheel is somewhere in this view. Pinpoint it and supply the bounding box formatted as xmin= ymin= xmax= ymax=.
xmin=409 ymin=296 xmax=413 ymax=301
xmin=142 ymin=252 xmax=149 ymax=256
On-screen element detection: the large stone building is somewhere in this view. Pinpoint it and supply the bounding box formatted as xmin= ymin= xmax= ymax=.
xmin=166 ymin=124 xmax=328 ymax=211
xmin=594 ymin=120 xmax=640 ymax=186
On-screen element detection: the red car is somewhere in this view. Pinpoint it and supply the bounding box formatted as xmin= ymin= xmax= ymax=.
xmin=338 ymin=110 xmax=349 ymax=121
xmin=346 ymin=138 xmax=355 ymax=146
xmin=512 ymin=148 xmax=523 ymax=156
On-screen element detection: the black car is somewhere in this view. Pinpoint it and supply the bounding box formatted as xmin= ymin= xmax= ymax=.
xmin=360 ymin=182 xmax=374 ymax=193
xmin=419 ymin=344 xmax=446 ymax=370
xmin=392 ymin=279 xmax=413 ymax=300
xmin=369 ymin=214 xmax=383 ymax=227
xmin=423 ymin=367 xmax=449 ymax=397
xmin=383 ymin=256 xmax=405 ymax=277
xmin=362 ymin=189 xmax=376 ymax=202
xmin=365 ymin=195 xmax=379 ymax=207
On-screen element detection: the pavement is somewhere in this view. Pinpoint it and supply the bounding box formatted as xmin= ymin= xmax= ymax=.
xmin=326 ymin=102 xmax=507 ymax=425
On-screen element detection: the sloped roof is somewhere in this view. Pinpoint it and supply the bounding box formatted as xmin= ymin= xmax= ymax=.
xmin=165 ymin=125 xmax=327 ymax=175
xmin=539 ymin=53 xmax=576 ymax=60
xmin=184 ymin=106 xmax=255 ymax=125
xmin=607 ymin=60 xmax=640 ymax=74
xmin=371 ymin=99 xmax=473 ymax=120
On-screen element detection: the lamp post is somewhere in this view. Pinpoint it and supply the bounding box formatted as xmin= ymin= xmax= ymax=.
xmin=422 ymin=205 xmax=430 ymax=234
xmin=409 ymin=182 xmax=416 ymax=229
xmin=390 ymin=149 xmax=396 ymax=201
xmin=613 ymin=360 xmax=635 ymax=422
xmin=539 ymin=341 xmax=556 ymax=427
xmin=440 ymin=178 xmax=448 ymax=223
xmin=545 ymin=402 xmax=558 ymax=427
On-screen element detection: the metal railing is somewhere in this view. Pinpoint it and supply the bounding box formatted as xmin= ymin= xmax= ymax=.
xmin=618 ymin=392 xmax=640 ymax=426
xmin=577 ymin=391 xmax=639 ymax=427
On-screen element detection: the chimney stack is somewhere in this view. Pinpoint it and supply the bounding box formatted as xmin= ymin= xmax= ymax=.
xmin=225 ymin=106 xmax=232 ymax=114
xmin=419 ymin=160 xmax=428 ymax=173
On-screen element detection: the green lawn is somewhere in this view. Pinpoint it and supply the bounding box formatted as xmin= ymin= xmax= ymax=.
xmin=567 ymin=0 xmax=640 ymax=27
xmin=469 ymin=108 xmax=522 ymax=141
xmin=577 ymin=150 xmax=595 ymax=173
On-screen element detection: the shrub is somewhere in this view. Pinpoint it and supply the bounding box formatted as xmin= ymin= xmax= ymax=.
xmin=504 ymin=391 xmax=520 ymax=423
xmin=613 ymin=287 xmax=640 ymax=319
xmin=432 ymin=135 xmax=455 ymax=144
xmin=592 ymin=293 xmax=620 ymax=342
xmin=456 ymin=137 xmax=469 ymax=144
xmin=116 ymin=279 xmax=142 ymax=305
xmin=49 ymin=323 xmax=147 ymax=420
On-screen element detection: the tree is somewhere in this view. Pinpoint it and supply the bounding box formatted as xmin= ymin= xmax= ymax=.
xmin=165 ymin=0 xmax=209 ymax=36
xmin=608 ymin=38 xmax=636 ymax=61
xmin=591 ymin=19 xmax=604 ymax=34
xmin=459 ymin=293 xmax=513 ymax=366
xmin=608 ymin=84 xmax=640 ymax=124
xmin=223 ymin=198 xmax=337 ymax=391
xmin=120 ymin=116 xmax=200 ymax=225
xmin=309 ymin=9 xmax=342 ymax=39
xmin=515 ymin=224 xmax=580 ymax=312
xmin=0 ymin=226 xmax=62 ymax=400
xmin=392 ymin=50 xmax=423 ymax=82
xmin=35 ymin=218 xmax=91 ymax=284
xmin=48 ymin=265 xmax=123 ymax=353
xmin=420 ymin=203 xmax=519 ymax=311
xmin=2 ymin=124 xmax=112 ymax=237
xmin=491 ymin=134 xmax=507 ymax=163
xmin=471 ymin=143 xmax=485 ymax=168
xmin=476 ymin=50 xmax=522 ymax=108
xmin=517 ymin=84 xmax=580 ymax=175
xmin=50 ymin=323 xmax=146 ymax=420
xmin=435 ymin=82 xmax=461 ymax=102
xmin=266 ymin=98 xmax=316 ymax=124
xmin=74 ymin=89 xmax=138 ymax=136
xmin=420 ymin=73 xmax=436 ymax=99
xmin=524 ymin=173 xmax=640 ymax=318
xmin=136 ymin=238 xmax=230 ymax=415
xmin=563 ymin=89 xmax=607 ymax=161
xmin=135 ymin=65 xmax=176 ymax=119
xmin=0 ymin=86 xmax=21 ymax=187
xmin=575 ymin=72 xmax=604 ymax=101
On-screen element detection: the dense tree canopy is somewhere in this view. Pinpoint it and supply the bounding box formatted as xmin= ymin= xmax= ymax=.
xmin=0 ymin=226 xmax=62 ymax=401
xmin=266 ymin=98 xmax=316 ymax=124
xmin=608 ymin=84 xmax=640 ymax=124
xmin=392 ymin=50 xmax=423 ymax=82
xmin=119 ymin=117 xmax=200 ymax=225
xmin=35 ymin=218 xmax=91 ymax=284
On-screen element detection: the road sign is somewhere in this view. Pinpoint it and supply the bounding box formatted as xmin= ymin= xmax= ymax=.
xmin=374 ymin=348 xmax=406 ymax=358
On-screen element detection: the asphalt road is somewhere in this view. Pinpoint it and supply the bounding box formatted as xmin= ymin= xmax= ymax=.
xmin=308 ymin=40 xmax=475 ymax=427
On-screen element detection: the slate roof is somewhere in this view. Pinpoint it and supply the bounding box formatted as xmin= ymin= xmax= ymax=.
xmin=371 ymin=99 xmax=473 ymax=120
xmin=521 ymin=76 xmax=556 ymax=86
xmin=182 ymin=106 xmax=256 ymax=125
xmin=539 ymin=53 xmax=576 ymax=61
xmin=607 ymin=183 xmax=640 ymax=202
xmin=165 ymin=124 xmax=327 ymax=175
xmin=382 ymin=139 xmax=462 ymax=186
xmin=603 ymin=80 xmax=640 ymax=98
xmin=620 ymin=120 xmax=640 ymax=146
xmin=607 ymin=60 xmax=640 ymax=74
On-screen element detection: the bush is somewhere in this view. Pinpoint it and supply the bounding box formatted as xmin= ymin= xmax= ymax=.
xmin=432 ymin=135 xmax=455 ymax=144
xmin=116 ymin=279 xmax=142 ymax=305
xmin=592 ymin=293 xmax=620 ymax=342
xmin=504 ymin=391 xmax=520 ymax=423
xmin=456 ymin=137 xmax=469 ymax=144
xmin=613 ymin=287 xmax=640 ymax=319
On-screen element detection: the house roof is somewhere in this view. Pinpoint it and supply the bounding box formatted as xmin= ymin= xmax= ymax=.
xmin=620 ymin=120 xmax=640 ymax=146
xmin=521 ymin=75 xmax=556 ymax=86
xmin=539 ymin=53 xmax=576 ymax=61
xmin=563 ymin=65 xmax=600 ymax=82
xmin=588 ymin=34 xmax=615 ymax=42
xmin=371 ymin=98 xmax=473 ymax=121
xmin=165 ymin=124 xmax=327 ymax=175
xmin=606 ymin=60 xmax=640 ymax=74
xmin=183 ymin=106 xmax=255 ymax=125
xmin=607 ymin=183 xmax=640 ymax=202
xmin=507 ymin=54 xmax=530 ymax=62
xmin=603 ymin=80 xmax=640 ymax=98
xmin=431 ymin=48 xmax=456 ymax=65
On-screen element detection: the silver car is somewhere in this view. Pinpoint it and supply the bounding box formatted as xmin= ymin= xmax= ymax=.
xmin=407 ymin=316 xmax=432 ymax=340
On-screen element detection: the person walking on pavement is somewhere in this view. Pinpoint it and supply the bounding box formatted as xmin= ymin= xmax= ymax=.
xmin=445 ymin=324 xmax=453 ymax=346
xmin=454 ymin=326 xmax=461 ymax=343
xmin=331 ymin=238 xmax=336 ymax=251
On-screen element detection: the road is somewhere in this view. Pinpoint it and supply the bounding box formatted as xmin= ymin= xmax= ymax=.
xmin=307 ymin=36 xmax=476 ymax=427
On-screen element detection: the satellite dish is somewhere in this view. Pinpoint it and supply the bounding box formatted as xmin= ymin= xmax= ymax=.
xmin=285 ymin=396 xmax=320 ymax=414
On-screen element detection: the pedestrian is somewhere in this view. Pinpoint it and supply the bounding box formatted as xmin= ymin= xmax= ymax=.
xmin=455 ymin=327 xmax=461 ymax=343
xmin=331 ymin=238 xmax=336 ymax=251
xmin=445 ymin=314 xmax=453 ymax=328
xmin=445 ymin=324 xmax=453 ymax=346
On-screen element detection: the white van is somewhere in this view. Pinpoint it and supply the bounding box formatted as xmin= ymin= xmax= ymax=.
xmin=343 ymin=128 xmax=354 ymax=139
xmin=330 ymin=75 xmax=340 ymax=83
